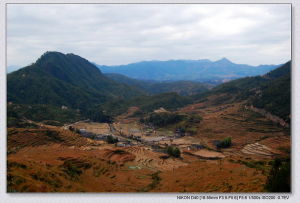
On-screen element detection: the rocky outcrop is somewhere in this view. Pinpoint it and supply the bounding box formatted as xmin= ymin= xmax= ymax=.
xmin=245 ymin=105 xmax=289 ymax=128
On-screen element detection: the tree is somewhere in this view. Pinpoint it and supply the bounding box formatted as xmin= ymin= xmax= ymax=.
xmin=106 ymin=135 xmax=118 ymax=144
xmin=217 ymin=137 xmax=232 ymax=148
xmin=167 ymin=146 xmax=181 ymax=158
xmin=265 ymin=158 xmax=290 ymax=192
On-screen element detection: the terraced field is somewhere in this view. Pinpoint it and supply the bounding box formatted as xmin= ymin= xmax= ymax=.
xmin=125 ymin=146 xmax=187 ymax=171
xmin=7 ymin=97 xmax=290 ymax=192
xmin=241 ymin=143 xmax=278 ymax=156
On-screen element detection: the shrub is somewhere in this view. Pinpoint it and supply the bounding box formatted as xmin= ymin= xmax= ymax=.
xmin=265 ymin=158 xmax=290 ymax=192
xmin=217 ymin=137 xmax=232 ymax=148
xmin=61 ymin=159 xmax=92 ymax=180
xmin=167 ymin=146 xmax=181 ymax=158
xmin=141 ymin=112 xmax=185 ymax=128
xmin=69 ymin=126 xmax=75 ymax=131
xmin=106 ymin=135 xmax=118 ymax=144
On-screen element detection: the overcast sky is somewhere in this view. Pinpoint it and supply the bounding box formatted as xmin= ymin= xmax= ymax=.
xmin=7 ymin=4 xmax=291 ymax=68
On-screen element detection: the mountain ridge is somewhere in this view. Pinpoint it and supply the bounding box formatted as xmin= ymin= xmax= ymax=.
xmin=7 ymin=51 xmax=144 ymax=110
xmin=105 ymin=73 xmax=213 ymax=96
xmin=192 ymin=61 xmax=291 ymax=123
xmin=97 ymin=58 xmax=281 ymax=82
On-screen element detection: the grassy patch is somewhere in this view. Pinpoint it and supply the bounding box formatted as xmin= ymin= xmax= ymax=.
xmin=230 ymin=159 xmax=268 ymax=173
xmin=277 ymin=146 xmax=290 ymax=154
xmin=138 ymin=171 xmax=161 ymax=192
xmin=60 ymin=158 xmax=92 ymax=180
xmin=30 ymin=171 xmax=62 ymax=188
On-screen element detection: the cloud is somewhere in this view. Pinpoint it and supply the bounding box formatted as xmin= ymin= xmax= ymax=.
xmin=7 ymin=4 xmax=291 ymax=67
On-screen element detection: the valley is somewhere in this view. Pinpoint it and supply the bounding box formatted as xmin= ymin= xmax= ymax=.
xmin=7 ymin=52 xmax=291 ymax=193
xmin=7 ymin=98 xmax=290 ymax=192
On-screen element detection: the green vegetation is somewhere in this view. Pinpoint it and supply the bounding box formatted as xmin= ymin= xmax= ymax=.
xmin=106 ymin=73 xmax=212 ymax=96
xmin=7 ymin=118 xmax=39 ymax=128
xmin=232 ymin=160 xmax=266 ymax=171
xmin=44 ymin=130 xmax=64 ymax=142
xmin=61 ymin=158 xmax=92 ymax=180
xmin=217 ymin=137 xmax=232 ymax=148
xmin=166 ymin=146 xmax=181 ymax=158
xmin=7 ymin=51 xmax=144 ymax=125
xmin=265 ymin=158 xmax=290 ymax=192
xmin=84 ymin=107 xmax=113 ymax=123
xmin=30 ymin=171 xmax=63 ymax=189
xmin=140 ymin=112 xmax=185 ymax=128
xmin=193 ymin=62 xmax=291 ymax=124
xmin=100 ymin=92 xmax=193 ymax=117
xmin=139 ymin=171 xmax=161 ymax=192
xmin=251 ymin=62 xmax=291 ymax=123
xmin=7 ymin=104 xmax=81 ymax=127
xmin=140 ymin=112 xmax=202 ymax=135
xmin=7 ymin=52 xmax=290 ymax=129
xmin=106 ymin=135 xmax=118 ymax=144
xmin=174 ymin=114 xmax=202 ymax=135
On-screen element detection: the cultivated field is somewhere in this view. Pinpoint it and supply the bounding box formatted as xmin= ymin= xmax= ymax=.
xmin=7 ymin=98 xmax=290 ymax=192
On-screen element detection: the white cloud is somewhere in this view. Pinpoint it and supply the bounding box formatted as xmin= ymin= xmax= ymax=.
xmin=7 ymin=4 xmax=291 ymax=67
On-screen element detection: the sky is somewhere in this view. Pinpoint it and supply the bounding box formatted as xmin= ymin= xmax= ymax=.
xmin=7 ymin=4 xmax=291 ymax=69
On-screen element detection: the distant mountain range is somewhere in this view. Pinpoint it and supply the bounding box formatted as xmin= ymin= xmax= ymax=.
xmin=7 ymin=51 xmax=290 ymax=125
xmin=97 ymin=58 xmax=280 ymax=82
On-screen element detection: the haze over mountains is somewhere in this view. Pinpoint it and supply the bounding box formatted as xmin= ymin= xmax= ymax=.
xmin=97 ymin=58 xmax=280 ymax=83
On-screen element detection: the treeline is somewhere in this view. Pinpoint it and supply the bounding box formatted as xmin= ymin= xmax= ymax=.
xmin=7 ymin=92 xmax=192 ymax=127
xmin=140 ymin=112 xmax=202 ymax=135
xmin=7 ymin=104 xmax=81 ymax=127
xmin=99 ymin=92 xmax=193 ymax=117
xmin=140 ymin=112 xmax=185 ymax=128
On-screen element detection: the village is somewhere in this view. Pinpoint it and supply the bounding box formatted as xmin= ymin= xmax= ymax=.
xmin=68 ymin=118 xmax=227 ymax=161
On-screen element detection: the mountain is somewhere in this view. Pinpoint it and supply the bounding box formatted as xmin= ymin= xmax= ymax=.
xmin=99 ymin=92 xmax=193 ymax=116
xmin=194 ymin=61 xmax=291 ymax=123
xmin=251 ymin=62 xmax=291 ymax=122
xmin=105 ymin=73 xmax=213 ymax=96
xmin=97 ymin=58 xmax=280 ymax=82
xmin=7 ymin=51 xmax=144 ymax=110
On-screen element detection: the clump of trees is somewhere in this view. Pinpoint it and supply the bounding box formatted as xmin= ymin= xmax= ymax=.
xmin=265 ymin=158 xmax=290 ymax=192
xmin=166 ymin=146 xmax=181 ymax=158
xmin=140 ymin=112 xmax=202 ymax=136
xmin=217 ymin=137 xmax=232 ymax=148
xmin=85 ymin=109 xmax=112 ymax=123
xmin=106 ymin=135 xmax=118 ymax=144
xmin=140 ymin=112 xmax=185 ymax=128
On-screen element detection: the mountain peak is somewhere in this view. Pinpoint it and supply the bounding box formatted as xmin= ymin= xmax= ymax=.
xmin=40 ymin=51 xmax=64 ymax=58
xmin=36 ymin=51 xmax=65 ymax=64
xmin=215 ymin=57 xmax=233 ymax=64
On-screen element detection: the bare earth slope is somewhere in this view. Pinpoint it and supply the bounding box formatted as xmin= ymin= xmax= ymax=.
xmin=7 ymin=95 xmax=290 ymax=192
